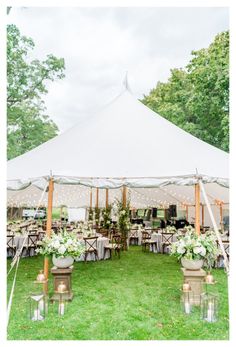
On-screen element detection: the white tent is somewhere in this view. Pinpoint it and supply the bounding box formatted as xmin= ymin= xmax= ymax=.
xmin=7 ymin=87 xmax=229 ymax=227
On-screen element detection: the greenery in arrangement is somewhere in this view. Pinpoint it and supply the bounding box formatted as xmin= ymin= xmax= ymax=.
xmin=142 ymin=31 xmax=229 ymax=152
xmin=101 ymin=205 xmax=112 ymax=229
xmin=115 ymin=198 xmax=131 ymax=237
xmin=171 ymin=230 xmax=219 ymax=269
xmin=7 ymin=247 xmax=229 ymax=340
xmin=7 ymin=24 xmax=65 ymax=159
xmin=88 ymin=208 xmax=94 ymax=222
xmin=36 ymin=230 xmax=85 ymax=258
xmin=94 ymin=207 xmax=101 ymax=226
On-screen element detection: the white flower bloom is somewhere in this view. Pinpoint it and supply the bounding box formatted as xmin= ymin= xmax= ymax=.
xmin=193 ymin=246 xmax=201 ymax=254
xmin=58 ymin=245 xmax=66 ymax=255
xmin=177 ymin=246 xmax=185 ymax=254
xmin=199 ymin=246 xmax=206 ymax=256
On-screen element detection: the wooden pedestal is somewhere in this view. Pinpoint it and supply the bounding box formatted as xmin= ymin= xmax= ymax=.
xmin=50 ymin=266 xmax=73 ymax=302
xmin=181 ymin=268 xmax=206 ymax=305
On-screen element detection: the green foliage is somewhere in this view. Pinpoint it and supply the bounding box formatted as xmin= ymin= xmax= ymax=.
xmin=94 ymin=207 xmax=101 ymax=226
xmin=101 ymin=204 xmax=112 ymax=229
xmin=88 ymin=208 xmax=94 ymax=222
xmin=142 ymin=31 xmax=229 ymax=152
xmin=115 ymin=198 xmax=131 ymax=236
xmin=7 ymin=24 xmax=65 ymax=159
xmin=7 ymin=249 xmax=229 ymax=340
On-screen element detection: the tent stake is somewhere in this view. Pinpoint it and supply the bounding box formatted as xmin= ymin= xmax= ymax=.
xmin=44 ymin=177 xmax=54 ymax=292
xmin=195 ymin=183 xmax=201 ymax=235
xmin=199 ymin=180 xmax=229 ymax=275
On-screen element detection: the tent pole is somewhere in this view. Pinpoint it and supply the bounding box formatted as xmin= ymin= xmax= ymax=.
xmin=186 ymin=205 xmax=188 ymax=222
xmin=122 ymin=186 xmax=127 ymax=207
xmin=199 ymin=180 xmax=229 ymax=275
xmin=90 ymin=189 xmax=93 ymax=209
xmin=195 ymin=183 xmax=201 ymax=235
xmin=105 ymin=188 xmax=109 ymax=208
xmin=96 ymin=188 xmax=99 ymax=208
xmin=220 ymin=203 xmax=223 ymax=230
xmin=44 ymin=177 xmax=54 ymax=293
xmin=201 ymin=204 xmax=204 ymax=227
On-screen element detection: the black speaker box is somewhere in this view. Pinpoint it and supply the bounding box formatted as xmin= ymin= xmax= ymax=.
xmin=169 ymin=205 xmax=177 ymax=217
xmin=152 ymin=208 xmax=157 ymax=218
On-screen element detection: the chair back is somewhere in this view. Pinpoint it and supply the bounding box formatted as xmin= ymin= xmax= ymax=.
xmin=7 ymin=235 xmax=15 ymax=248
xmin=99 ymin=229 xmax=109 ymax=237
xmin=161 ymin=232 xmax=174 ymax=244
xmin=142 ymin=231 xmax=151 ymax=241
xmin=130 ymin=229 xmax=138 ymax=238
xmin=28 ymin=233 xmax=39 ymax=247
xmin=84 ymin=236 xmax=98 ymax=252
xmin=111 ymin=233 xmax=122 ymax=246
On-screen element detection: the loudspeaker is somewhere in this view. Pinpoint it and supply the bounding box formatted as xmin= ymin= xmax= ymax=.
xmin=152 ymin=208 xmax=157 ymax=218
xmin=169 ymin=205 xmax=177 ymax=217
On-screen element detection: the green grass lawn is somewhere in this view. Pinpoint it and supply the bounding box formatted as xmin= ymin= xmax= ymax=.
xmin=7 ymin=246 xmax=229 ymax=340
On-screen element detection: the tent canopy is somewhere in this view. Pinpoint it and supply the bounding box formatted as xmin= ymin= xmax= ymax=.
xmin=7 ymin=87 xmax=229 ymax=212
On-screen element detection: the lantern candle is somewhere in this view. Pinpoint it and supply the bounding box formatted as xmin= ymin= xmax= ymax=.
xmin=207 ymin=301 xmax=214 ymax=322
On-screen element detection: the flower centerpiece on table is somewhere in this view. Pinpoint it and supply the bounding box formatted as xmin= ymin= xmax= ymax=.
xmin=170 ymin=229 xmax=219 ymax=270
xmin=76 ymin=221 xmax=94 ymax=237
xmin=166 ymin=225 xmax=176 ymax=233
xmin=36 ymin=230 xmax=85 ymax=268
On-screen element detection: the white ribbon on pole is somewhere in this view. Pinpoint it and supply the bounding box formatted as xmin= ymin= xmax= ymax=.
xmin=199 ymin=179 xmax=229 ymax=275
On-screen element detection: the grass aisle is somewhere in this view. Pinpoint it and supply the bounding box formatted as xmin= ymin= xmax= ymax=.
xmin=7 ymin=246 xmax=229 ymax=340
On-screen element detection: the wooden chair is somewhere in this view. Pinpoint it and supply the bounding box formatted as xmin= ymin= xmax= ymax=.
xmin=129 ymin=229 xmax=139 ymax=245
xmin=215 ymin=240 xmax=229 ymax=267
xmin=84 ymin=236 xmax=98 ymax=262
xmin=141 ymin=231 xmax=157 ymax=252
xmin=161 ymin=232 xmax=175 ymax=254
xmin=104 ymin=234 xmax=122 ymax=259
xmin=22 ymin=233 xmax=39 ymax=257
xmin=99 ymin=228 xmax=109 ymax=238
xmin=7 ymin=235 xmax=16 ymax=257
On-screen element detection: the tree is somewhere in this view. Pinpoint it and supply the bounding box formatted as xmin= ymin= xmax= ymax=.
xmin=142 ymin=31 xmax=229 ymax=152
xmin=7 ymin=24 xmax=65 ymax=159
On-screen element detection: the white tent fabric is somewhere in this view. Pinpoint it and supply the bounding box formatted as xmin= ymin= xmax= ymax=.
xmin=7 ymin=88 xmax=229 ymax=219
xmin=7 ymin=89 xmax=228 ymax=184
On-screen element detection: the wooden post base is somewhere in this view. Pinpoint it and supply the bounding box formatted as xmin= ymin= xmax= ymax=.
xmin=181 ymin=268 xmax=206 ymax=305
xmin=50 ymin=266 xmax=74 ymax=302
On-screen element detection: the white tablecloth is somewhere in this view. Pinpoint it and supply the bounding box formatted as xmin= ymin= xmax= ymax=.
xmin=150 ymin=233 xmax=178 ymax=253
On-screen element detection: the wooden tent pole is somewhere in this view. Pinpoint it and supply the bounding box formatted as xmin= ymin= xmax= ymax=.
xmin=122 ymin=186 xmax=127 ymax=207
xmin=202 ymin=204 xmax=205 ymax=227
xmin=185 ymin=205 xmax=188 ymax=222
xmin=96 ymin=188 xmax=99 ymax=209
xmin=195 ymin=183 xmax=201 ymax=235
xmin=105 ymin=188 xmax=109 ymax=208
xmin=90 ymin=189 xmax=93 ymax=209
xmin=220 ymin=203 xmax=223 ymax=230
xmin=44 ymin=178 xmax=54 ymax=292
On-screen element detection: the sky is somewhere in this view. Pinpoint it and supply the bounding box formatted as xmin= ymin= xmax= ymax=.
xmin=7 ymin=7 xmax=229 ymax=132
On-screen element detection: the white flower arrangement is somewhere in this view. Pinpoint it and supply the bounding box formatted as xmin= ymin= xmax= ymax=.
xmin=166 ymin=225 xmax=176 ymax=233
xmin=36 ymin=230 xmax=85 ymax=258
xmin=170 ymin=230 xmax=219 ymax=268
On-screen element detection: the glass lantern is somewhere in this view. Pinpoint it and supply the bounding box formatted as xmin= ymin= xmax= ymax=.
xmin=181 ymin=282 xmax=193 ymax=314
xmin=29 ymin=293 xmax=47 ymax=321
xmin=55 ymin=281 xmax=68 ymax=316
xmin=201 ymin=293 xmax=219 ymax=323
